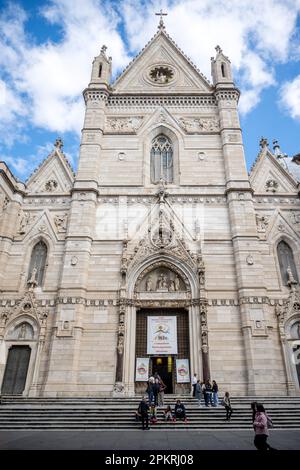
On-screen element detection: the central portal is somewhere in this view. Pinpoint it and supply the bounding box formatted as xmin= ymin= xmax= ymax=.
xmin=135 ymin=308 xmax=190 ymax=395
xmin=151 ymin=356 xmax=173 ymax=393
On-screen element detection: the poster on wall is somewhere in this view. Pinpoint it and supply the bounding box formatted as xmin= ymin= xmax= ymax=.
xmin=176 ymin=359 xmax=190 ymax=383
xmin=136 ymin=358 xmax=149 ymax=381
xmin=147 ymin=316 xmax=177 ymax=355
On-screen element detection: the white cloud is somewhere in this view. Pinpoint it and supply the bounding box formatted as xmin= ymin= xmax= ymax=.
xmin=279 ymin=75 xmax=300 ymax=120
xmin=122 ymin=0 xmax=300 ymax=113
xmin=0 ymin=0 xmax=300 ymax=161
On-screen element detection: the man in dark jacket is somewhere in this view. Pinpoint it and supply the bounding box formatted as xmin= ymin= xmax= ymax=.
xmin=139 ymin=397 xmax=150 ymax=430
xmin=174 ymin=400 xmax=187 ymax=421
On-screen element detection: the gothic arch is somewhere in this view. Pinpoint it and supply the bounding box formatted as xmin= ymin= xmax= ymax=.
xmin=127 ymin=253 xmax=198 ymax=299
xmin=273 ymin=235 xmax=300 ymax=289
xmin=141 ymin=124 xmax=183 ymax=187
xmin=21 ymin=235 xmax=52 ymax=290
xmin=4 ymin=315 xmax=39 ymax=341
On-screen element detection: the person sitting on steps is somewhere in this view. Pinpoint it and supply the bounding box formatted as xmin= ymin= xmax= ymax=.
xmin=149 ymin=401 xmax=158 ymax=424
xmin=163 ymin=405 xmax=173 ymax=421
xmin=174 ymin=399 xmax=187 ymax=422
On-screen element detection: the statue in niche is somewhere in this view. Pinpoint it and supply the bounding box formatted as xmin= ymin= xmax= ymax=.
xmin=174 ymin=275 xmax=180 ymax=291
xmin=287 ymin=266 xmax=297 ymax=286
xmin=146 ymin=276 xmax=153 ymax=292
xmin=28 ymin=266 xmax=38 ymax=288
xmin=117 ymin=335 xmax=124 ymax=354
xmin=169 ymin=280 xmax=175 ymax=292
xmin=18 ymin=323 xmax=27 ymax=339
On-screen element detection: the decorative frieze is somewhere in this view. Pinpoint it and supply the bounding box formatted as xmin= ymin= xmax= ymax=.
xmin=107 ymin=95 xmax=217 ymax=108
xmin=105 ymin=116 xmax=143 ymax=133
xmin=178 ymin=116 xmax=219 ymax=133
xmin=54 ymin=213 xmax=68 ymax=233
xmin=17 ymin=210 xmax=36 ymax=235
xmin=25 ymin=198 xmax=70 ymax=206
xmin=97 ymin=196 xmax=227 ymax=204
xmin=255 ymin=214 xmax=269 ymax=233
xmin=254 ymin=197 xmax=299 ymax=205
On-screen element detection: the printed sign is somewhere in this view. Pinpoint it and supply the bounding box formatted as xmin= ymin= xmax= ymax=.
xmin=147 ymin=316 xmax=177 ymax=355
xmin=176 ymin=359 xmax=190 ymax=383
xmin=136 ymin=357 xmax=149 ymax=381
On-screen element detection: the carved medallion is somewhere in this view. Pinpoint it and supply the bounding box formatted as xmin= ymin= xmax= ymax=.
xmin=149 ymin=65 xmax=174 ymax=85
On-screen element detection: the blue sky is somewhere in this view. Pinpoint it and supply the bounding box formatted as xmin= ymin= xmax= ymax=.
xmin=0 ymin=0 xmax=300 ymax=181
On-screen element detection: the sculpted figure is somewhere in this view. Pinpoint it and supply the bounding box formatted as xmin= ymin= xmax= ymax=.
xmin=174 ymin=275 xmax=180 ymax=291
xmin=28 ymin=266 xmax=38 ymax=287
xmin=18 ymin=323 xmax=27 ymax=339
xmin=146 ymin=276 xmax=153 ymax=292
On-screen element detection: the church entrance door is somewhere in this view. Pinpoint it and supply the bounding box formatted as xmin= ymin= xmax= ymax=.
xmin=151 ymin=356 xmax=173 ymax=393
xmin=1 ymin=346 xmax=31 ymax=395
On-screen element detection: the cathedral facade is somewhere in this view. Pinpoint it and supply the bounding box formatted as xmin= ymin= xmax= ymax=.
xmin=0 ymin=22 xmax=300 ymax=398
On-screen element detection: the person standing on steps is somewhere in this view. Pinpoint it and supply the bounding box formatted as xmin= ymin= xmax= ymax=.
xmin=195 ymin=380 xmax=202 ymax=407
xmin=139 ymin=397 xmax=150 ymax=430
xmin=192 ymin=373 xmax=197 ymax=397
xmin=158 ymin=379 xmax=166 ymax=407
xmin=146 ymin=378 xmax=154 ymax=404
xmin=253 ymin=403 xmax=277 ymax=451
xmin=222 ymin=391 xmax=233 ymax=421
xmin=204 ymin=380 xmax=213 ymax=407
xmin=153 ymin=378 xmax=160 ymax=407
xmin=212 ymin=380 xmax=219 ymax=407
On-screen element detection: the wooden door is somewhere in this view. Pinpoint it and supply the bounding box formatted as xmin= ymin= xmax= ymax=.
xmin=1 ymin=346 xmax=31 ymax=395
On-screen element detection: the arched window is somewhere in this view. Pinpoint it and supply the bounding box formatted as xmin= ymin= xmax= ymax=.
xmin=98 ymin=63 xmax=102 ymax=77
xmin=27 ymin=241 xmax=47 ymax=287
xmin=150 ymin=134 xmax=173 ymax=184
xmin=221 ymin=63 xmax=226 ymax=78
xmin=277 ymin=240 xmax=298 ymax=286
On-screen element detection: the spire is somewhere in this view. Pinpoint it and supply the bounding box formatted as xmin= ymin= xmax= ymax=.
xmin=54 ymin=137 xmax=63 ymax=151
xmin=259 ymin=137 xmax=268 ymax=149
xmin=88 ymin=44 xmax=112 ymax=89
xmin=211 ymin=44 xmax=234 ymax=87
xmin=272 ymin=139 xmax=287 ymax=159
xmin=155 ymin=9 xmax=167 ymax=30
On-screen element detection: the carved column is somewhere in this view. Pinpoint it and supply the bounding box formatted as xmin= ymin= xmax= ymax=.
xmin=115 ymin=304 xmax=125 ymax=385
xmin=197 ymin=253 xmax=210 ymax=381
xmin=200 ymin=301 xmax=210 ymax=381
xmin=113 ymin=241 xmax=128 ymax=395
xmin=29 ymin=311 xmax=48 ymax=397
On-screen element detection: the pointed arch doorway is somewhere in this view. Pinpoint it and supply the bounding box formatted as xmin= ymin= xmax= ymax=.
xmin=121 ymin=256 xmax=206 ymax=397
xmin=135 ymin=307 xmax=190 ymax=395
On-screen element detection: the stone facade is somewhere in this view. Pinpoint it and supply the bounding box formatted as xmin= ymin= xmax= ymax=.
xmin=0 ymin=24 xmax=300 ymax=397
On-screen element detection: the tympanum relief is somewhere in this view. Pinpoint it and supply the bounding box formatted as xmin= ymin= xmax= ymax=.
xmin=136 ymin=268 xmax=186 ymax=293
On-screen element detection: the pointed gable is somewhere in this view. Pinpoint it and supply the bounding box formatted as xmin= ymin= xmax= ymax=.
xmin=112 ymin=29 xmax=212 ymax=94
xmin=26 ymin=141 xmax=75 ymax=194
xmin=250 ymin=146 xmax=298 ymax=195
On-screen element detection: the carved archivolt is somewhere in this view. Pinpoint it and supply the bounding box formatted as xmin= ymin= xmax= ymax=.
xmin=275 ymin=286 xmax=300 ymax=331
xmin=0 ymin=290 xmax=48 ymax=340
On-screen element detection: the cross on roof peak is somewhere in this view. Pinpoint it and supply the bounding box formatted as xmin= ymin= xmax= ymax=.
xmin=155 ymin=9 xmax=168 ymax=30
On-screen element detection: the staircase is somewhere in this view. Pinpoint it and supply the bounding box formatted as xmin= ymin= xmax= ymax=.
xmin=1 ymin=396 xmax=300 ymax=430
